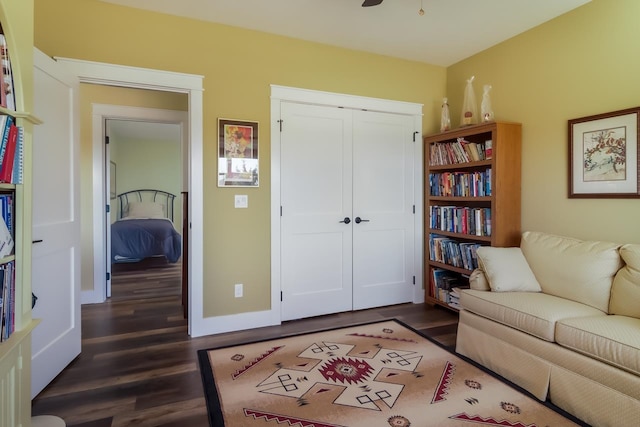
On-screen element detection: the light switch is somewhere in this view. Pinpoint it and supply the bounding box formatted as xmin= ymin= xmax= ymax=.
xmin=234 ymin=194 xmax=248 ymax=208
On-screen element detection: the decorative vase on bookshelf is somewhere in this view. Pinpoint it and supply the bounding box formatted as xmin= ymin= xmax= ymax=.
xmin=440 ymin=97 xmax=451 ymax=132
xmin=423 ymin=121 xmax=521 ymax=311
xmin=481 ymin=84 xmax=494 ymax=122
xmin=460 ymin=76 xmax=478 ymax=126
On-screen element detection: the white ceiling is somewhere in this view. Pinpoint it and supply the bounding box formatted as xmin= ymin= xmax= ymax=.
xmin=100 ymin=0 xmax=590 ymax=66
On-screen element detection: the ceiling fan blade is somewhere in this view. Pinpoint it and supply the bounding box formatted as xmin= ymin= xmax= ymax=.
xmin=362 ymin=0 xmax=383 ymax=7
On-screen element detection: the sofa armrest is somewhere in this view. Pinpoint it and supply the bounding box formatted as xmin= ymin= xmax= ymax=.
xmin=469 ymin=268 xmax=490 ymax=291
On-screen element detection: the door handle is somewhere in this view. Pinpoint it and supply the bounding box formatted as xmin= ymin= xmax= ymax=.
xmin=355 ymin=217 xmax=370 ymax=224
xmin=339 ymin=217 xmax=351 ymax=224
xmin=32 ymin=239 xmax=44 ymax=244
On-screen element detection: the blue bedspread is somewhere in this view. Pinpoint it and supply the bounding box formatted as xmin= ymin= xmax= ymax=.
xmin=111 ymin=218 xmax=182 ymax=263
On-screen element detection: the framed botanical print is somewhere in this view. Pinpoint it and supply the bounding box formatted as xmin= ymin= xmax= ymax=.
xmin=569 ymin=107 xmax=640 ymax=198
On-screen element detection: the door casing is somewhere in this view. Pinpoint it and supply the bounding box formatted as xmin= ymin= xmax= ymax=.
xmin=271 ymin=85 xmax=425 ymax=322
xmin=54 ymin=57 xmax=206 ymax=336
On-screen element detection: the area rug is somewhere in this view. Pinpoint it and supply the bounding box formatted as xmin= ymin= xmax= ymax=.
xmin=198 ymin=319 xmax=584 ymax=427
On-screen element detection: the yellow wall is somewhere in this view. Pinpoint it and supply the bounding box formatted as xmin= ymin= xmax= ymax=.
xmin=447 ymin=0 xmax=640 ymax=243
xmin=111 ymin=135 xmax=182 ymax=228
xmin=78 ymin=83 xmax=187 ymax=291
xmin=34 ymin=0 xmax=445 ymax=316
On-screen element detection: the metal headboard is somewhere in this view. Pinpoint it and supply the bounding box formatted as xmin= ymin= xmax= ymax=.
xmin=117 ymin=189 xmax=176 ymax=221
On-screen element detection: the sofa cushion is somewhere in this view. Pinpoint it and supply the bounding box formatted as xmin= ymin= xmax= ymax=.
xmin=460 ymin=289 xmax=606 ymax=341
xmin=556 ymin=315 xmax=640 ymax=376
xmin=476 ymin=246 xmax=541 ymax=292
xmin=610 ymin=244 xmax=640 ymax=318
xmin=520 ymin=231 xmax=622 ymax=312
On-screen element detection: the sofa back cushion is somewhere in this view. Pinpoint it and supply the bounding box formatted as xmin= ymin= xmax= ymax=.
xmin=610 ymin=244 xmax=640 ymax=318
xmin=520 ymin=231 xmax=622 ymax=312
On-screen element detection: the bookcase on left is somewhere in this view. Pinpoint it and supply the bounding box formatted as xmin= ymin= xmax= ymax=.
xmin=0 ymin=1 xmax=42 ymax=425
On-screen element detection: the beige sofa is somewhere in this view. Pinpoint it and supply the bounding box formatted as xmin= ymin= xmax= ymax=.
xmin=455 ymin=231 xmax=640 ymax=427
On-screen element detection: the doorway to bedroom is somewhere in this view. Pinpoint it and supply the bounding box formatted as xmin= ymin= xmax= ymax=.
xmin=106 ymin=118 xmax=186 ymax=305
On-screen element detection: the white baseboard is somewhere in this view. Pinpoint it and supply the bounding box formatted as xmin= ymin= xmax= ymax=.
xmin=190 ymin=309 xmax=281 ymax=338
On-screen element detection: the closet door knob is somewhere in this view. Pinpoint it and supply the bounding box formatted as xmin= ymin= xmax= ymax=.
xmin=355 ymin=217 xmax=370 ymax=224
xmin=339 ymin=217 xmax=351 ymax=224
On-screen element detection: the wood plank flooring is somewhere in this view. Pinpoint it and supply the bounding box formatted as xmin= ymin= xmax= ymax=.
xmin=31 ymin=259 xmax=459 ymax=426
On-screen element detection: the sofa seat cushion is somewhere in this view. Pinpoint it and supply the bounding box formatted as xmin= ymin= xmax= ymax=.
xmin=556 ymin=315 xmax=640 ymax=376
xmin=460 ymin=289 xmax=606 ymax=341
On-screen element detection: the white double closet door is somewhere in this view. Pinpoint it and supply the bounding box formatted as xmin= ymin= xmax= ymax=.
xmin=281 ymin=102 xmax=415 ymax=321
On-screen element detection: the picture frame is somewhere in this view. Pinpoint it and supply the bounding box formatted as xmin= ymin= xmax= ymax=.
xmin=569 ymin=107 xmax=640 ymax=198
xmin=110 ymin=161 xmax=117 ymax=199
xmin=217 ymin=118 xmax=259 ymax=187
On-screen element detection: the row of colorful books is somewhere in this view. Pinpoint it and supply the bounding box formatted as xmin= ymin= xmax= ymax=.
xmin=428 ymin=169 xmax=492 ymax=197
xmin=429 ymin=233 xmax=483 ymax=271
xmin=0 ymin=260 xmax=15 ymax=342
xmin=0 ymin=115 xmax=23 ymax=184
xmin=429 ymin=137 xmax=492 ymax=166
xmin=429 ymin=206 xmax=492 ymax=237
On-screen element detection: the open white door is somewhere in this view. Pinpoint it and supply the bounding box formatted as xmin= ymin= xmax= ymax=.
xmin=31 ymin=48 xmax=81 ymax=398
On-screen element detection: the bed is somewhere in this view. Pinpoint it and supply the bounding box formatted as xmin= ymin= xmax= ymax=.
xmin=111 ymin=189 xmax=182 ymax=264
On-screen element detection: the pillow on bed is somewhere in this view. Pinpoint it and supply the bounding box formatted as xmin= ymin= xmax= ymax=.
xmin=124 ymin=201 xmax=165 ymax=219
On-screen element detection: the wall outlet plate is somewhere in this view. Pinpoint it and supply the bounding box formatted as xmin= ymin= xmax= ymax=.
xmin=234 ymin=283 xmax=243 ymax=298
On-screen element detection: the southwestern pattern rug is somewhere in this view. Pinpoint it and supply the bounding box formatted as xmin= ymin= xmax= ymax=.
xmin=198 ymin=319 xmax=584 ymax=427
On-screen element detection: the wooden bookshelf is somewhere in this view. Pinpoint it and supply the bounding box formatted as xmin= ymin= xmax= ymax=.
xmin=424 ymin=121 xmax=521 ymax=310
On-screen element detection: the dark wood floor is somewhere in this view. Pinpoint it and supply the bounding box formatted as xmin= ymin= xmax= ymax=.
xmin=31 ymin=259 xmax=459 ymax=426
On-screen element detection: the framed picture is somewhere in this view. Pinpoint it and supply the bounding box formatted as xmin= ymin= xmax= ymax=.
xmin=569 ymin=107 xmax=640 ymax=198
xmin=110 ymin=161 xmax=117 ymax=199
xmin=218 ymin=118 xmax=259 ymax=187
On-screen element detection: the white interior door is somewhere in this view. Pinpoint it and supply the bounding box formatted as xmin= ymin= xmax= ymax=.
xmin=352 ymin=111 xmax=414 ymax=309
xmin=280 ymin=102 xmax=353 ymax=321
xmin=31 ymin=48 xmax=81 ymax=398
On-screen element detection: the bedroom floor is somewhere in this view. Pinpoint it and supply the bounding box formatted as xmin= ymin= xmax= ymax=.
xmin=31 ymin=260 xmax=459 ymax=426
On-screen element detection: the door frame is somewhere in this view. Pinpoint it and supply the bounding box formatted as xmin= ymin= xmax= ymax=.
xmin=270 ymin=85 xmax=425 ymax=319
xmin=54 ymin=57 xmax=205 ymax=336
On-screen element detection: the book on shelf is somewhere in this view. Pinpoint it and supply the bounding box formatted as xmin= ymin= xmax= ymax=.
xmin=0 ymin=33 xmax=15 ymax=111
xmin=0 ymin=120 xmax=23 ymax=184
xmin=429 ymin=138 xmax=491 ymax=166
xmin=485 ymin=139 xmax=493 ymax=159
xmin=430 ymin=267 xmax=467 ymax=304
xmin=429 ymin=206 xmax=492 ymax=237
xmin=0 ymin=114 xmax=11 ymax=160
xmin=0 ymin=261 xmax=14 ymax=342
xmin=0 ymin=122 xmax=17 ymax=182
xmin=11 ymin=126 xmax=22 ymax=184
xmin=0 ymin=211 xmax=13 ymax=258
xmin=0 ymin=193 xmax=13 ymax=235
xmin=429 ymin=233 xmax=483 ymax=270
xmin=429 ymin=169 xmax=491 ymax=197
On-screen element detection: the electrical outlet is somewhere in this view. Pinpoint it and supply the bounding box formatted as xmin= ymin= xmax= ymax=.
xmin=234 ymin=283 xmax=243 ymax=298
xmin=234 ymin=195 xmax=248 ymax=208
